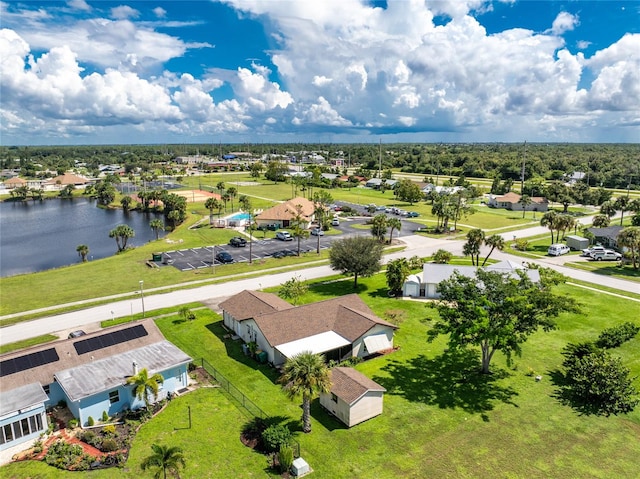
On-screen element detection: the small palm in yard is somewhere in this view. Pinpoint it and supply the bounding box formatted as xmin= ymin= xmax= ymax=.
xmin=279 ymin=351 xmax=331 ymax=433
xmin=141 ymin=443 xmax=186 ymax=479
xmin=127 ymin=367 xmax=164 ymax=410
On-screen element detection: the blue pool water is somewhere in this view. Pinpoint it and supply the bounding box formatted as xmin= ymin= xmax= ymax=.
xmin=229 ymin=212 xmax=251 ymax=220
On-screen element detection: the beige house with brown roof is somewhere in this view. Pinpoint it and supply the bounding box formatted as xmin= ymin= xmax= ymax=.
xmin=487 ymin=192 xmax=548 ymax=212
xmin=320 ymin=367 xmax=386 ymax=427
xmin=220 ymin=290 xmax=397 ymax=366
xmin=44 ymin=172 xmax=91 ymax=189
xmin=254 ymin=197 xmax=316 ymax=229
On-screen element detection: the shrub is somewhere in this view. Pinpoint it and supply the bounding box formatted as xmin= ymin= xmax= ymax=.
xmin=596 ymin=322 xmax=640 ymax=349
xmin=79 ymin=430 xmax=96 ymax=444
xmin=261 ymin=424 xmax=292 ymax=453
xmin=103 ymin=424 xmax=116 ymax=436
xmin=515 ymin=238 xmax=529 ymax=251
xmin=432 ymin=249 xmax=452 ymax=264
xmin=67 ymin=418 xmax=79 ymax=429
xmin=408 ymin=255 xmax=423 ymax=270
xmin=278 ymin=444 xmax=294 ymax=473
xmin=87 ymin=416 xmax=95 ymax=427
xmin=102 ymin=410 xmax=109 ymax=422
xmin=45 ymin=440 xmax=92 ymax=470
xmin=101 ymin=438 xmax=119 ymax=452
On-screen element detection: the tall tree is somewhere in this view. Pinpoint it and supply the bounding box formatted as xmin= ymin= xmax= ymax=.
xmin=205 ymin=197 xmax=221 ymax=224
xmin=600 ymin=200 xmax=617 ymax=219
xmin=329 ymin=236 xmax=383 ymax=289
xmin=120 ymin=195 xmax=133 ymax=211
xmin=279 ymin=352 xmax=331 ymax=433
xmin=109 ymin=224 xmax=135 ymax=252
xmin=462 ymin=228 xmax=485 ymax=266
xmin=149 ymin=219 xmax=164 ymax=240
xmin=395 ymin=179 xmax=423 ymax=204
xmin=617 ymin=226 xmax=640 ymax=269
xmin=126 ymin=367 xmax=164 ymax=410
xmin=289 ymin=204 xmax=310 ymax=256
xmin=428 ymin=269 xmax=578 ymax=374
xmin=216 ymin=181 xmax=225 ymax=194
xmin=482 ymin=234 xmax=506 ymax=266
xmin=370 ymin=214 xmax=388 ymax=243
xmin=614 ymin=196 xmax=631 ymax=226
xmin=540 ymin=211 xmax=559 ymax=243
xmin=141 ymin=443 xmax=186 ymax=479
xmin=518 ymin=194 xmax=532 ymax=218
xmin=226 ymin=186 xmax=238 ymax=211
xmin=545 ymin=181 xmax=574 ymax=213
xmin=76 ymin=244 xmax=89 ymax=262
xmin=387 ymin=217 xmax=402 ymax=244
xmin=386 ymin=258 xmax=410 ymax=296
xmin=238 ymin=194 xmax=251 ymax=212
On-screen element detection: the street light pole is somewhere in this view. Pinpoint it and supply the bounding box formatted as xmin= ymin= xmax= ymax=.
xmin=139 ymin=280 xmax=145 ymax=318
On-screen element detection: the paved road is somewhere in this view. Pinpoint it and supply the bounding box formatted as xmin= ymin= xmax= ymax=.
xmin=1 ymin=217 xmax=638 ymax=344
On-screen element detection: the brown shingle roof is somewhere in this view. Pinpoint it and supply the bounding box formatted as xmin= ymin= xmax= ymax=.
xmin=0 ymin=319 xmax=165 ymax=393
xmin=255 ymin=197 xmax=315 ymax=222
xmin=4 ymin=177 xmax=26 ymax=186
xmin=218 ymin=290 xmax=293 ymax=321
xmin=495 ymin=192 xmax=547 ymax=204
xmin=330 ymin=367 xmax=385 ymax=405
xmin=253 ymin=294 xmax=396 ymax=347
xmin=45 ymin=172 xmax=90 ymax=185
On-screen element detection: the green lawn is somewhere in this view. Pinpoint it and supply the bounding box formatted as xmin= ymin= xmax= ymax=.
xmin=2 ymin=273 xmax=639 ymax=478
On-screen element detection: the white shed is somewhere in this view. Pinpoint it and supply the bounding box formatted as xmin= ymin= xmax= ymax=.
xmin=320 ymin=367 xmax=386 ymax=427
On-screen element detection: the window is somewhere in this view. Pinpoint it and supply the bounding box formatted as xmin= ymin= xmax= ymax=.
xmin=109 ymin=390 xmax=119 ymax=404
xmin=43 ymin=384 xmax=50 ymax=395
xmin=331 ymin=393 xmax=338 ymax=403
xmin=0 ymin=412 xmax=44 ymax=445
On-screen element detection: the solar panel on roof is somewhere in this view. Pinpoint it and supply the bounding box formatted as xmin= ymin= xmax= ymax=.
xmin=73 ymin=324 xmax=148 ymax=355
xmin=0 ymin=348 xmax=60 ymax=377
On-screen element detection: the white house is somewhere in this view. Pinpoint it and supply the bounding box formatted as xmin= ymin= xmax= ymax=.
xmin=403 ymin=260 xmax=541 ymax=299
xmin=320 ymin=367 xmax=386 ymax=427
xmin=220 ymin=291 xmax=397 ymax=366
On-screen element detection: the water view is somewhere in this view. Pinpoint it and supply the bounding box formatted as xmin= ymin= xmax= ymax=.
xmin=0 ymin=198 xmax=165 ymax=277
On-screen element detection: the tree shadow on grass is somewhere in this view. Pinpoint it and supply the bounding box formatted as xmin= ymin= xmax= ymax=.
xmin=307 ymin=278 xmax=369 ymax=297
xmin=373 ymin=349 xmax=518 ymax=417
xmin=204 ymin=321 xmax=280 ymax=383
xmin=310 ymin=399 xmax=348 ymax=432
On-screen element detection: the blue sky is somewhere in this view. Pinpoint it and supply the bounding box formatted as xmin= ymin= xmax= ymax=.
xmin=1 ymin=0 xmax=638 ymax=145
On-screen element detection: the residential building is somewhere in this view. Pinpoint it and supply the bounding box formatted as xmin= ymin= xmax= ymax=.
xmin=487 ymin=192 xmax=548 ymax=212
xmin=254 ymin=197 xmax=316 ymax=229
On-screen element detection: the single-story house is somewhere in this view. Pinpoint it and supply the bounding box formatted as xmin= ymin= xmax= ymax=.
xmin=319 ymin=367 xmax=386 ymax=427
xmin=2 ymin=177 xmax=26 ymax=189
xmin=487 ymin=192 xmax=548 ymax=212
xmin=0 ymin=320 xmax=191 ymax=462
xmin=254 ymin=197 xmax=316 ymax=229
xmin=220 ymin=291 xmax=397 ymax=366
xmin=403 ymin=260 xmax=540 ymax=299
xmin=585 ymin=226 xmax=624 ymax=249
xmin=44 ymin=172 xmax=91 ymax=189
xmin=421 ymin=184 xmax=463 ymax=195
xmin=365 ymin=178 xmax=397 ymax=190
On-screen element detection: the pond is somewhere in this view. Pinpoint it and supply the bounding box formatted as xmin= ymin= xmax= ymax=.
xmin=0 ymin=198 xmax=165 ymax=277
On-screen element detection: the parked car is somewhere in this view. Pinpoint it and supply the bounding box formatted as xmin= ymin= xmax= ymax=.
xmin=591 ymin=250 xmax=622 ymax=261
xmin=331 ymin=218 xmax=340 ymax=226
xmin=311 ymin=228 xmax=324 ymax=236
xmin=215 ymin=251 xmax=234 ymax=263
xmin=582 ymin=245 xmax=605 ymax=257
xmin=334 ymin=206 xmax=342 ymax=211
xmin=376 ymin=205 xmax=386 ymax=211
xmin=68 ymin=330 xmax=86 ymax=339
xmin=406 ymin=212 xmax=420 ymax=218
xmin=276 ymin=231 xmax=293 ymax=241
xmin=229 ymin=236 xmax=247 ymax=247
xmin=548 ymin=244 xmax=570 ymax=256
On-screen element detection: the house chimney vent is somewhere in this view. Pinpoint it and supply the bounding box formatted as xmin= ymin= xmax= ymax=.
xmin=133 ymin=361 xmax=139 ymax=375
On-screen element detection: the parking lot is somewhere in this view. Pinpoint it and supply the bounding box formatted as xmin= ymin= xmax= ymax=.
xmin=155 ymin=210 xmax=422 ymax=272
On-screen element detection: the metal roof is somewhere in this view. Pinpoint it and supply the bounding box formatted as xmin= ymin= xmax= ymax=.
xmin=0 ymin=382 xmax=48 ymax=417
xmin=275 ymin=331 xmax=351 ymax=359
xmin=54 ymin=341 xmax=191 ymax=402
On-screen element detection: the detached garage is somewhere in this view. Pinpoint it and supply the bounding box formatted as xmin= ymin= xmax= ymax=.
xmin=320 ymin=367 xmax=386 ymax=427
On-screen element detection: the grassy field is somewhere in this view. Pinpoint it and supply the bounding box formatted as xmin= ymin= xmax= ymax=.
xmin=4 ymin=273 xmax=639 ymax=478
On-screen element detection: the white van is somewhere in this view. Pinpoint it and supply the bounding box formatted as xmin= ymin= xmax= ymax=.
xmin=331 ymin=218 xmax=340 ymax=226
xmin=548 ymin=243 xmax=570 ymax=256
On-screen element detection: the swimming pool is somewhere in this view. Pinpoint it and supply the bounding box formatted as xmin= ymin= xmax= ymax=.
xmin=229 ymin=212 xmax=251 ymax=221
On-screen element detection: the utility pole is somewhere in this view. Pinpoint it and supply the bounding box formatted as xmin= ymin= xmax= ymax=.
xmin=378 ymin=139 xmax=382 ymax=179
xmin=521 ymin=141 xmax=527 ymax=194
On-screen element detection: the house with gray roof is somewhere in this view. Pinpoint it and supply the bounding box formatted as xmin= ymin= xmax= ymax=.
xmin=585 ymin=225 xmax=624 ymax=249
xmin=319 ymin=367 xmax=386 ymax=427
xmin=403 ymin=260 xmax=540 ymax=299
xmin=0 ymin=320 xmax=191 ymax=461
xmin=220 ymin=291 xmax=397 ymax=366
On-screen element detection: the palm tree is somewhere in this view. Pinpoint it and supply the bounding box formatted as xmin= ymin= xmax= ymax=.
xmin=592 ymin=214 xmax=610 ymax=228
xmin=238 ymin=195 xmax=251 ymax=212
xmin=387 ymin=217 xmax=402 ymax=244
xmin=141 ymin=443 xmax=186 ymax=479
xmin=150 ymin=219 xmax=165 ymax=240
xmin=204 ymin=197 xmax=221 ymax=224
xmin=482 ymin=234 xmax=505 ymax=266
xmin=540 ymin=211 xmax=558 ymax=243
xmin=126 ymin=367 xmax=164 ymax=410
xmin=279 ymin=352 xmax=331 ymax=433
xmin=216 ymin=181 xmax=225 ymax=194
xmin=614 ymin=196 xmax=630 ymax=225
xmin=462 ymin=228 xmax=485 ymax=266
xmin=226 ymin=187 xmax=237 ymax=211
xmin=518 ymin=194 xmax=532 ymax=218
xmin=617 ymin=226 xmax=640 ymax=269
xmin=370 ymin=214 xmax=388 ymax=243
xmin=109 ymin=224 xmax=135 ymax=252
xmin=221 ymin=193 xmax=231 ymax=212
xmin=76 ymin=244 xmax=89 ymax=262
xmin=599 ymin=200 xmax=617 ymax=219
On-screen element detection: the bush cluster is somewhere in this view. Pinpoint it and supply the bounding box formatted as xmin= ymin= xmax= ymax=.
xmin=595 ymin=322 xmax=640 ymax=349
xmin=261 ymin=424 xmax=292 ymax=453
xmin=44 ymin=440 xmax=93 ymax=471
